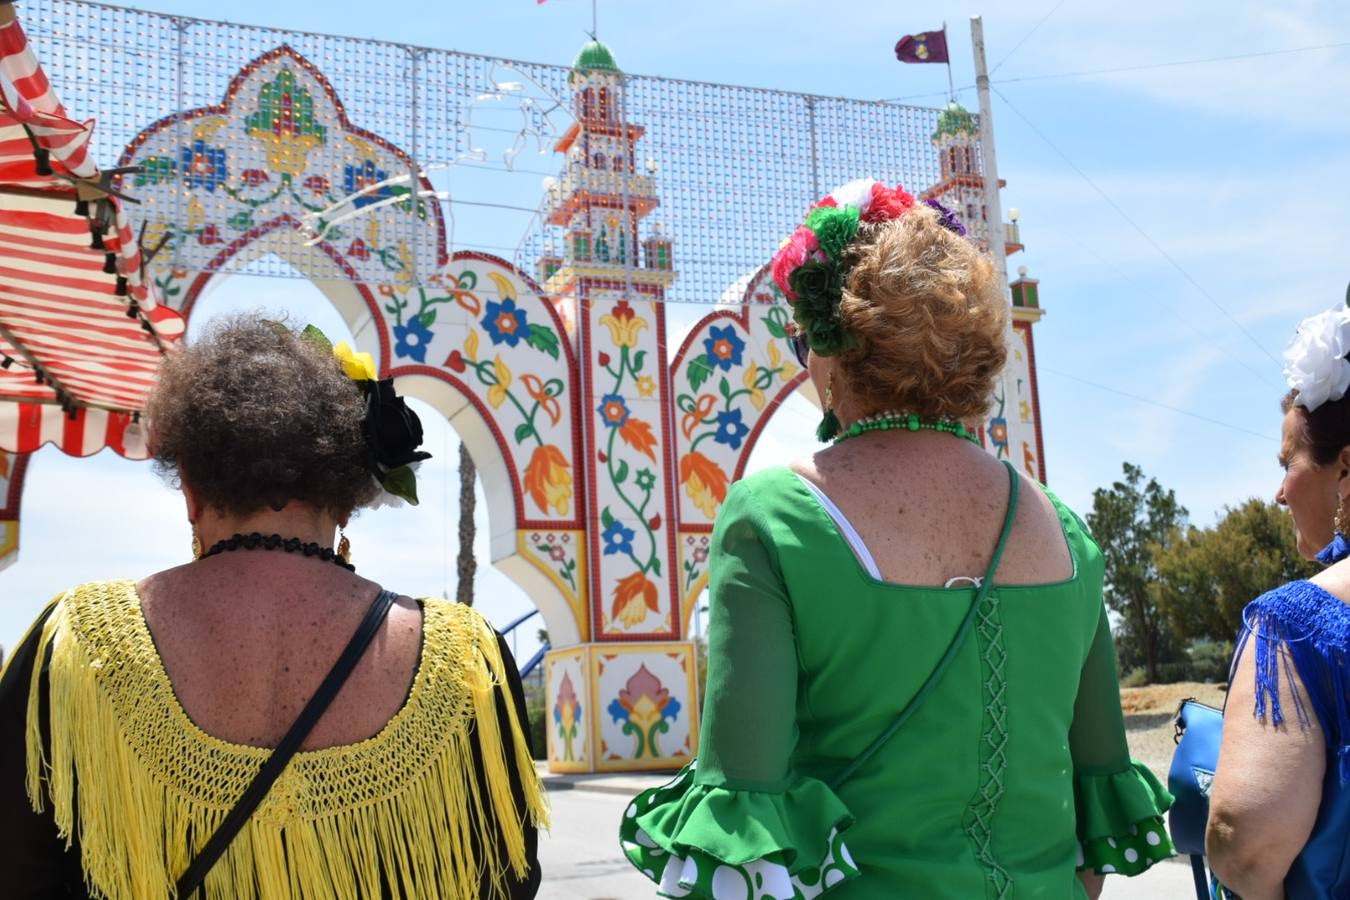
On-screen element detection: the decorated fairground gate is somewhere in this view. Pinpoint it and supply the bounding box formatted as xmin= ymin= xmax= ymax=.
xmin=19 ymin=12 xmax=1049 ymax=770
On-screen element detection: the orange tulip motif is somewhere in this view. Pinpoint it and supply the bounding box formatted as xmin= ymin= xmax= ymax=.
xmin=524 ymin=444 xmax=572 ymax=517
xmin=680 ymin=451 xmax=729 ymax=519
xmin=611 ymin=571 xmax=660 ymax=629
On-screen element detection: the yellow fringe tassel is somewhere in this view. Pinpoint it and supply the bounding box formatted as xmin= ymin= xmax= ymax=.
xmin=23 ymin=581 xmax=549 ymax=900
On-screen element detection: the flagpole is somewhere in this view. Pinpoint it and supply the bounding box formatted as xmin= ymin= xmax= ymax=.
xmin=593 ymin=0 xmax=597 ymax=36
xmin=970 ymin=15 xmax=1008 ymax=290
xmin=943 ymin=22 xmax=954 ymax=100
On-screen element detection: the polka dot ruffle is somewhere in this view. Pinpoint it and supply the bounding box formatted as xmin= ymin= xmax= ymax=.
xmin=1078 ymin=816 xmax=1174 ymax=876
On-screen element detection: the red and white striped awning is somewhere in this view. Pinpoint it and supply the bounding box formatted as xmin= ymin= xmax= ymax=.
xmin=0 ymin=4 xmax=183 ymax=460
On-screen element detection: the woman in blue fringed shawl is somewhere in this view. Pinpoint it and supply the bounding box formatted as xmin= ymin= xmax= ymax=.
xmin=1208 ymin=303 xmax=1350 ymax=899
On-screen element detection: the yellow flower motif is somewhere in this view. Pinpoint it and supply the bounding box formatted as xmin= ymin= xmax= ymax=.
xmin=487 ymin=356 xmax=512 ymax=409
xmin=636 ymin=375 xmax=656 ymax=398
xmin=598 ymin=300 xmax=648 ymax=349
xmin=333 ymin=341 xmax=377 ymax=381
xmin=464 ymin=329 xmax=480 ymax=363
xmin=187 ymin=195 xmax=206 ymax=230
xmin=766 ymin=340 xmax=799 ymax=381
xmin=743 ymin=364 xmax=766 ymax=411
xmin=393 ymin=242 xmax=416 ymax=287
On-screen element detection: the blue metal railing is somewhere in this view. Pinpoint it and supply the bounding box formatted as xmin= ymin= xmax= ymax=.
xmin=519 ymin=643 xmax=549 ymax=679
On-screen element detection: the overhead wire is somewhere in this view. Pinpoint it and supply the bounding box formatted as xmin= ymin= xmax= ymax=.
xmin=989 ymin=0 xmax=1070 ymax=75
xmin=990 ymin=85 xmax=1283 ymax=386
xmin=1040 ymin=367 xmax=1276 ymax=443
xmin=995 ymin=40 xmax=1350 ymax=85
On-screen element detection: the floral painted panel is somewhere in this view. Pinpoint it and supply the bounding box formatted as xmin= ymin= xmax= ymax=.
xmin=545 ymin=647 xmax=590 ymax=773
xmin=390 ymin=253 xmax=579 ymax=527
xmin=124 ymin=45 xmax=444 ymax=303
xmin=671 ymin=268 xmax=808 ymax=530
xmin=516 ymin=529 xmax=588 ymax=642
xmin=586 ymin=293 xmax=679 ymax=639
xmin=594 ymin=644 xmax=698 ymax=773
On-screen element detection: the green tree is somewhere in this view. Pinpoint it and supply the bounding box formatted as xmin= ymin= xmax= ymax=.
xmin=1153 ymin=499 xmax=1316 ymax=644
xmin=1088 ymin=463 xmax=1189 ymax=684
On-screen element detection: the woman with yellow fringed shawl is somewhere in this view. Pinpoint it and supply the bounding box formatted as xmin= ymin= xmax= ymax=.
xmin=0 ymin=316 xmax=548 ymax=899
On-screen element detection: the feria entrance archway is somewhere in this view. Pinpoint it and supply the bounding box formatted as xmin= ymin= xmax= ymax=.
xmin=15 ymin=26 xmax=1047 ymax=773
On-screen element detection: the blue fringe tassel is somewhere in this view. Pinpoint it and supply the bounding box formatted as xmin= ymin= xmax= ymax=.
xmin=1316 ymin=533 xmax=1350 ymax=565
xmin=1237 ymin=583 xmax=1350 ymax=785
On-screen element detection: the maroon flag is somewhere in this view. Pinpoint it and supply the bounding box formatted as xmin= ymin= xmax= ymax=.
xmin=895 ymin=30 xmax=949 ymax=64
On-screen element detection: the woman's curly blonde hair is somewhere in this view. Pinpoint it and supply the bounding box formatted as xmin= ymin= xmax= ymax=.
xmin=834 ymin=202 xmax=1008 ymax=421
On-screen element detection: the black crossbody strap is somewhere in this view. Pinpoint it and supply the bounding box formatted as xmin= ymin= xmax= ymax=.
xmin=175 ymin=588 xmax=399 ymax=898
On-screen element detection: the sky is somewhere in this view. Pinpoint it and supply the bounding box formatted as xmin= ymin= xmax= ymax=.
xmin=3 ymin=0 xmax=1350 ymax=652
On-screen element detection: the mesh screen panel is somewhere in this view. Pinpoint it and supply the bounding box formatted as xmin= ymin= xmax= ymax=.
xmin=23 ymin=0 xmax=972 ymax=304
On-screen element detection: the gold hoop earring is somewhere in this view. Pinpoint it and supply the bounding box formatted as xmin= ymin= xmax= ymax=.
xmin=337 ymin=528 xmax=352 ymax=563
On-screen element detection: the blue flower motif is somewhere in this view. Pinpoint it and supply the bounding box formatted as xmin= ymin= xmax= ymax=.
xmin=713 ymin=408 xmax=750 ymax=450
xmin=664 ymin=696 xmax=682 ymax=722
xmin=482 ymin=298 xmax=531 ymax=347
xmin=607 ymin=698 xmax=628 ymax=725
xmin=597 ymin=393 xmax=630 ymax=428
xmin=393 ymin=316 xmax=433 ymax=363
xmin=602 ymin=520 xmax=636 ymax=557
xmin=343 ymin=159 xmax=395 ymax=209
xmin=703 ymin=325 xmax=746 ymax=372
xmin=180 ymin=140 xmax=227 ymax=192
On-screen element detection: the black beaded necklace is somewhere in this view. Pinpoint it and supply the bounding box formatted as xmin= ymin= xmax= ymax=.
xmin=199 ymin=532 xmax=356 ymax=572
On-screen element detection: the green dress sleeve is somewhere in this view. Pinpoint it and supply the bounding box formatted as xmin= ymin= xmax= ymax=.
xmin=619 ymin=479 xmax=860 ymax=898
xmin=1069 ymin=600 xmax=1176 ymax=875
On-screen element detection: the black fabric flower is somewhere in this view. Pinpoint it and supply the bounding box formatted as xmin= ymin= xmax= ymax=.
xmin=364 ymin=378 xmax=433 ymax=471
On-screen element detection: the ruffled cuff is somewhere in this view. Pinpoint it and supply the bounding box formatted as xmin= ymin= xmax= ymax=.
xmin=1075 ymin=762 xmax=1176 ymax=876
xmin=620 ymin=761 xmax=860 ymax=899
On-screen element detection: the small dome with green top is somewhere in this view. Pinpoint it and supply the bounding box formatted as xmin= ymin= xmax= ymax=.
xmin=933 ymin=100 xmax=978 ymax=141
xmin=573 ymin=39 xmax=621 ymax=76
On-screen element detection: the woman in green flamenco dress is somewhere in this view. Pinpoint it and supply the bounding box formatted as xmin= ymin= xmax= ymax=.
xmin=619 ymin=181 xmax=1175 ymax=899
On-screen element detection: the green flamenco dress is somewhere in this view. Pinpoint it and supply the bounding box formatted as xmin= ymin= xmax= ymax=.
xmin=620 ymin=463 xmax=1173 ymax=898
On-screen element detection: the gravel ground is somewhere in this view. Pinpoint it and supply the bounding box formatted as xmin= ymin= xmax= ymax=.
xmin=1121 ymin=682 xmax=1227 ymax=782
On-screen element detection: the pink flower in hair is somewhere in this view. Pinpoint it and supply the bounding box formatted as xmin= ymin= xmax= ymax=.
xmin=861 ymin=182 xmax=915 ymax=223
xmin=772 ymin=225 xmax=824 ymax=301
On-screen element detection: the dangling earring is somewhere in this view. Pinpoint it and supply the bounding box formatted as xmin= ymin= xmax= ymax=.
xmin=816 ymin=376 xmax=841 ymax=442
xmin=1316 ymin=495 xmax=1350 ymax=565
xmin=337 ymin=527 xmax=352 ymax=564
xmin=191 ymin=526 xmax=203 ymax=560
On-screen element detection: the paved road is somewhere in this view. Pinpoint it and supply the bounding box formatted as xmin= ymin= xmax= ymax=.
xmin=538 ymin=784 xmax=1199 ymax=899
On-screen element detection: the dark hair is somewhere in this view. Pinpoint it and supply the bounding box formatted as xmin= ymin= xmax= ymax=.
xmin=146 ymin=314 xmax=379 ymax=517
xmin=1283 ymin=389 xmax=1350 ymax=467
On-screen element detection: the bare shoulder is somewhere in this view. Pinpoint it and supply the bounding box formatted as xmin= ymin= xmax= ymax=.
xmin=1308 ymin=559 xmax=1350 ymax=606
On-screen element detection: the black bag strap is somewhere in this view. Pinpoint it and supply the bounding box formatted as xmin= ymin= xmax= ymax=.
xmin=830 ymin=460 xmax=1019 ymax=789
xmin=175 ymin=588 xmax=399 ymax=898
xmin=1190 ymin=854 xmax=1209 ymax=900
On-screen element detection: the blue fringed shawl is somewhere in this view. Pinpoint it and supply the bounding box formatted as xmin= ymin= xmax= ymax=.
xmin=1235 ymin=581 xmax=1350 ymax=784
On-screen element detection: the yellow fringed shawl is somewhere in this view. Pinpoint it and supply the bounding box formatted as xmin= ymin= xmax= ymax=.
xmin=23 ymin=580 xmax=549 ymax=900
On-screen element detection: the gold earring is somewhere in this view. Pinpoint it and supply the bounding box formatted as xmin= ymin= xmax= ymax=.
xmin=337 ymin=528 xmax=351 ymax=563
xmin=1336 ymin=498 xmax=1346 ymax=537
xmin=191 ymin=528 xmax=203 ymax=560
